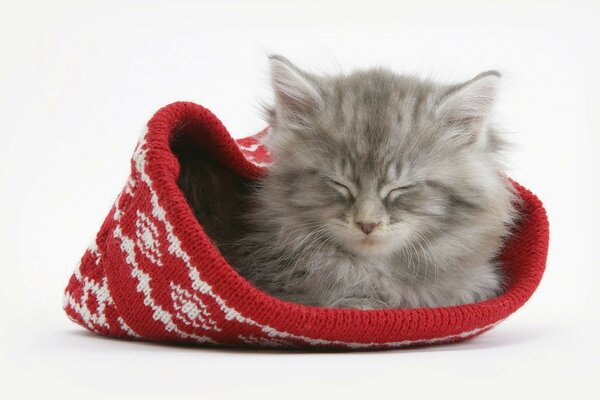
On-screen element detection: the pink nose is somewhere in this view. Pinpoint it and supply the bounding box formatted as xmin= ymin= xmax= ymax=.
xmin=355 ymin=221 xmax=380 ymax=235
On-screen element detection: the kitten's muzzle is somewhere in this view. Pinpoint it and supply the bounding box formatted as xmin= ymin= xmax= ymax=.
xmin=355 ymin=221 xmax=381 ymax=235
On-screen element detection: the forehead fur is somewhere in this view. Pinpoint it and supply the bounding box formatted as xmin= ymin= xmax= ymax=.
xmin=274 ymin=69 xmax=450 ymax=178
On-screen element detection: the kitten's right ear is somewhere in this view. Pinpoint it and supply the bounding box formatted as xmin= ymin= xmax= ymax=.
xmin=269 ymin=55 xmax=322 ymax=128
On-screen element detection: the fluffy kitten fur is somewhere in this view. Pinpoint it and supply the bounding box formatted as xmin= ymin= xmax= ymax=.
xmin=177 ymin=56 xmax=518 ymax=309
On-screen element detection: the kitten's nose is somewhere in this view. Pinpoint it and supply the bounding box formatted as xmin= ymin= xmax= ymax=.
xmin=355 ymin=221 xmax=380 ymax=235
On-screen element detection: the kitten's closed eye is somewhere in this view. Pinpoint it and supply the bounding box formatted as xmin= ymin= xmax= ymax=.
xmin=386 ymin=184 xmax=418 ymax=201
xmin=326 ymin=178 xmax=354 ymax=200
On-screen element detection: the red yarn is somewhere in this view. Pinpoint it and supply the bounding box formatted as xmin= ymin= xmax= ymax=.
xmin=63 ymin=101 xmax=549 ymax=349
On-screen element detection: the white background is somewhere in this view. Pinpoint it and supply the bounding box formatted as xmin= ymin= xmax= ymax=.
xmin=1 ymin=1 xmax=598 ymax=399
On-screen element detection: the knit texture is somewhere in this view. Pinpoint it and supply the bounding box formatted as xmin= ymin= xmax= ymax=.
xmin=63 ymin=101 xmax=549 ymax=349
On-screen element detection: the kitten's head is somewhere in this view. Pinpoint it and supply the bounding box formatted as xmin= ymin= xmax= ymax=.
xmin=262 ymin=55 xmax=510 ymax=259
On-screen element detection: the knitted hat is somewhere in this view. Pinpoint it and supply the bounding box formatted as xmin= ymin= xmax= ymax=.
xmin=63 ymin=102 xmax=549 ymax=349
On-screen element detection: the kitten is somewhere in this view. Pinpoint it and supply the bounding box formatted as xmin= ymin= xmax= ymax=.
xmin=178 ymin=56 xmax=519 ymax=309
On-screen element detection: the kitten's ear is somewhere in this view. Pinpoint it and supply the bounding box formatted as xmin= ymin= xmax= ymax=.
xmin=269 ymin=55 xmax=322 ymax=128
xmin=437 ymin=71 xmax=500 ymax=147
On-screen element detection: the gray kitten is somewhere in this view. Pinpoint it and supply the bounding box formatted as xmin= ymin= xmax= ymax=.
xmin=178 ymin=56 xmax=519 ymax=309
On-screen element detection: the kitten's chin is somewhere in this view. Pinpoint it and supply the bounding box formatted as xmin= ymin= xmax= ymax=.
xmin=344 ymin=236 xmax=397 ymax=258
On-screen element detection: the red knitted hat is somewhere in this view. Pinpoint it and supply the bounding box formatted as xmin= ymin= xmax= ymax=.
xmin=63 ymin=101 xmax=549 ymax=349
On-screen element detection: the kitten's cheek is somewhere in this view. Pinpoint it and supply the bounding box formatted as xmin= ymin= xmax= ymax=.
xmin=389 ymin=223 xmax=415 ymax=245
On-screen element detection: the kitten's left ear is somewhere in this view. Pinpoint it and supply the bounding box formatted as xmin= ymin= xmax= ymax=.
xmin=437 ymin=71 xmax=500 ymax=147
